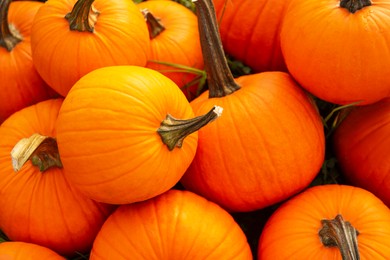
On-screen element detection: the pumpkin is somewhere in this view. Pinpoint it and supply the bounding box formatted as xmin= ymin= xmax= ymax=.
xmin=30 ymin=0 xmax=150 ymax=97
xmin=0 ymin=241 xmax=65 ymax=259
xmin=180 ymin=0 xmax=325 ymax=212
xmin=211 ymin=0 xmax=289 ymax=73
xmin=0 ymin=99 xmax=115 ymax=257
xmin=0 ymin=0 xmax=56 ymax=123
xmin=280 ymin=0 xmax=390 ymax=105
xmin=90 ymin=189 xmax=252 ymax=259
xmin=56 ymin=66 xmax=221 ymax=204
xmin=333 ymin=97 xmax=390 ymax=207
xmin=138 ymin=0 xmax=204 ymax=101
xmin=258 ymin=184 xmax=390 ymax=259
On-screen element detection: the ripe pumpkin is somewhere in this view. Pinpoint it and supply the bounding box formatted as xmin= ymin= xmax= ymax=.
xmin=180 ymin=0 xmax=325 ymax=212
xmin=0 ymin=99 xmax=115 ymax=257
xmin=0 ymin=241 xmax=65 ymax=260
xmin=56 ymin=66 xmax=221 ymax=204
xmin=212 ymin=0 xmax=289 ymax=73
xmin=31 ymin=0 xmax=150 ymax=97
xmin=333 ymin=97 xmax=390 ymax=207
xmin=90 ymin=189 xmax=252 ymax=259
xmin=0 ymin=0 xmax=56 ymax=123
xmin=280 ymin=0 xmax=390 ymax=105
xmin=258 ymin=184 xmax=390 ymax=259
xmin=138 ymin=0 xmax=204 ymax=101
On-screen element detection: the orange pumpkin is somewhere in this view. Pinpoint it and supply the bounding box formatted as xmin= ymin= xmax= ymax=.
xmin=180 ymin=0 xmax=325 ymax=212
xmin=31 ymin=0 xmax=150 ymax=97
xmin=280 ymin=0 xmax=390 ymax=105
xmin=56 ymin=66 xmax=221 ymax=204
xmin=0 ymin=241 xmax=65 ymax=260
xmin=0 ymin=0 xmax=55 ymax=123
xmin=138 ymin=0 xmax=204 ymax=101
xmin=0 ymin=99 xmax=115 ymax=257
xmin=90 ymin=189 xmax=252 ymax=259
xmin=258 ymin=184 xmax=390 ymax=259
xmin=333 ymin=97 xmax=390 ymax=207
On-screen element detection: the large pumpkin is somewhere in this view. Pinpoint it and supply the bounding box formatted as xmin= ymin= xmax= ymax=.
xmin=258 ymin=184 xmax=390 ymax=259
xmin=56 ymin=66 xmax=221 ymax=204
xmin=90 ymin=189 xmax=252 ymax=259
xmin=31 ymin=0 xmax=150 ymax=96
xmin=0 ymin=241 xmax=65 ymax=260
xmin=280 ymin=0 xmax=390 ymax=105
xmin=333 ymin=97 xmax=390 ymax=207
xmin=0 ymin=99 xmax=114 ymax=257
xmin=180 ymin=0 xmax=325 ymax=212
xmin=0 ymin=0 xmax=55 ymax=123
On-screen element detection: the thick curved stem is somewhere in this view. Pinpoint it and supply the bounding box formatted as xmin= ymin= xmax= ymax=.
xmin=158 ymin=105 xmax=223 ymax=151
xmin=340 ymin=0 xmax=371 ymax=13
xmin=319 ymin=214 xmax=360 ymax=260
xmin=0 ymin=0 xmax=22 ymax=51
xmin=141 ymin=8 xmax=165 ymax=39
xmin=11 ymin=133 xmax=63 ymax=172
xmin=194 ymin=0 xmax=240 ymax=98
xmin=65 ymin=0 xmax=99 ymax=32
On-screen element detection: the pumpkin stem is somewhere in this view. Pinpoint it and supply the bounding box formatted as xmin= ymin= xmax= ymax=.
xmin=141 ymin=8 xmax=166 ymax=39
xmin=158 ymin=105 xmax=223 ymax=151
xmin=194 ymin=0 xmax=240 ymax=98
xmin=11 ymin=133 xmax=63 ymax=172
xmin=319 ymin=214 xmax=360 ymax=260
xmin=0 ymin=0 xmax=22 ymax=51
xmin=340 ymin=0 xmax=371 ymax=13
xmin=65 ymin=0 xmax=100 ymax=32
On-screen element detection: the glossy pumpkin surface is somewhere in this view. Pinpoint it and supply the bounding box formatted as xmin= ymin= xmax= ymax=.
xmin=56 ymin=66 xmax=198 ymax=204
xmin=258 ymin=184 xmax=390 ymax=259
xmin=90 ymin=189 xmax=253 ymax=259
xmin=333 ymin=98 xmax=390 ymax=207
xmin=0 ymin=99 xmax=114 ymax=257
xmin=0 ymin=241 xmax=65 ymax=259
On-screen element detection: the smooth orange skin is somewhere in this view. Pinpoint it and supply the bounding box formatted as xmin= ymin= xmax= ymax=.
xmin=280 ymin=0 xmax=390 ymax=105
xmin=56 ymin=66 xmax=198 ymax=204
xmin=31 ymin=0 xmax=150 ymax=97
xmin=258 ymin=185 xmax=390 ymax=259
xmin=212 ymin=0 xmax=289 ymax=73
xmin=90 ymin=189 xmax=253 ymax=260
xmin=0 ymin=242 xmax=65 ymax=260
xmin=181 ymin=72 xmax=325 ymax=212
xmin=333 ymin=98 xmax=390 ymax=207
xmin=138 ymin=0 xmax=204 ymax=101
xmin=0 ymin=99 xmax=115 ymax=257
xmin=0 ymin=1 xmax=56 ymax=123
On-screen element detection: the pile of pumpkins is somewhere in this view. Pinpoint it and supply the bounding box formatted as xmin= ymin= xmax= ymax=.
xmin=1 ymin=0 xmax=389 ymax=258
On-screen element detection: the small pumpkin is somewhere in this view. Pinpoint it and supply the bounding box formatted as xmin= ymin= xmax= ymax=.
xmin=56 ymin=66 xmax=221 ymax=204
xmin=0 ymin=241 xmax=65 ymax=260
xmin=31 ymin=0 xmax=150 ymax=96
xmin=333 ymin=97 xmax=390 ymax=207
xmin=90 ymin=189 xmax=253 ymax=259
xmin=0 ymin=99 xmax=115 ymax=257
xmin=180 ymin=0 xmax=325 ymax=212
xmin=258 ymin=184 xmax=390 ymax=259
xmin=138 ymin=0 xmax=204 ymax=101
xmin=280 ymin=0 xmax=390 ymax=105
xmin=0 ymin=0 xmax=56 ymax=123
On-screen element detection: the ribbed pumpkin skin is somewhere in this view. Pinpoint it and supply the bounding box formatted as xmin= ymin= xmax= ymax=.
xmin=333 ymin=98 xmax=390 ymax=207
xmin=0 ymin=1 xmax=55 ymax=123
xmin=0 ymin=99 xmax=114 ymax=257
xmin=56 ymin=66 xmax=198 ymax=204
xmin=181 ymin=72 xmax=325 ymax=212
xmin=258 ymin=185 xmax=390 ymax=259
xmin=280 ymin=0 xmax=390 ymax=105
xmin=0 ymin=242 xmax=65 ymax=260
xmin=31 ymin=0 xmax=150 ymax=97
xmin=137 ymin=0 xmax=204 ymax=101
xmin=212 ymin=0 xmax=289 ymax=73
xmin=90 ymin=189 xmax=252 ymax=260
